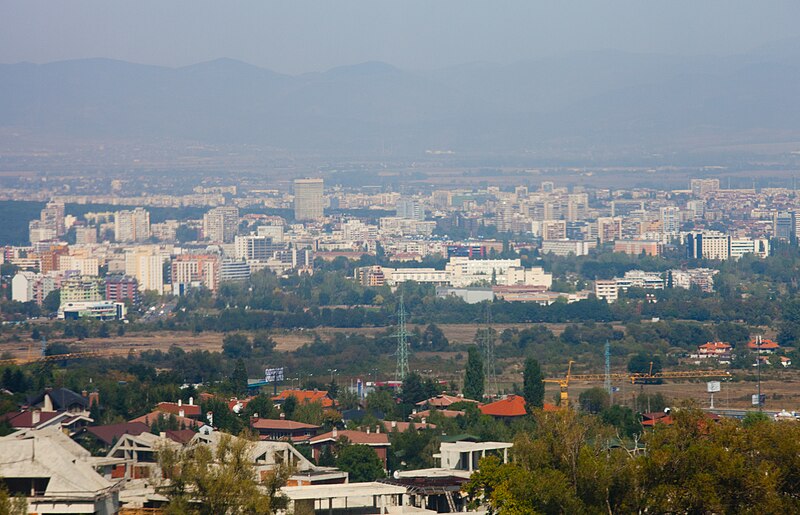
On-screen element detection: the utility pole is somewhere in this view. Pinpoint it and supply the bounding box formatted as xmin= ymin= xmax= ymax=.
xmin=604 ymin=340 xmax=612 ymax=404
xmin=394 ymin=295 xmax=410 ymax=382
xmin=480 ymin=303 xmax=498 ymax=397
xmin=757 ymin=335 xmax=762 ymax=412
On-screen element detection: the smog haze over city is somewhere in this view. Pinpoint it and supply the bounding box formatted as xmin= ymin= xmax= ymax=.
xmin=4 ymin=2 xmax=800 ymax=514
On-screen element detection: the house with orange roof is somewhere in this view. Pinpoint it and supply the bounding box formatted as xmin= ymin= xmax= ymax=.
xmin=309 ymin=428 xmax=390 ymax=469
xmin=695 ymin=341 xmax=732 ymax=361
xmin=153 ymin=400 xmax=201 ymax=420
xmin=273 ymin=389 xmax=335 ymax=409
xmin=131 ymin=409 xmax=202 ymax=429
xmin=747 ymin=338 xmax=780 ymax=354
xmin=479 ymin=394 xmax=558 ymax=419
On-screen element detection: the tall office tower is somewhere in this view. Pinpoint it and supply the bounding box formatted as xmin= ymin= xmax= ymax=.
xmin=203 ymin=206 xmax=240 ymax=243
xmin=124 ymin=247 xmax=166 ymax=294
xmin=40 ymin=201 xmax=66 ymax=237
xmin=774 ymin=211 xmax=794 ymax=241
xmin=115 ymin=208 xmax=151 ymax=242
xmin=294 ymin=178 xmax=325 ymax=221
xmin=396 ymin=199 xmax=425 ymax=221
xmin=660 ymin=206 xmax=681 ymax=235
xmin=690 ymin=178 xmax=721 ymax=197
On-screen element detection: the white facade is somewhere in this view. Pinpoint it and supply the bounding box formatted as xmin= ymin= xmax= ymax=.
xmin=541 ymin=239 xmax=596 ymax=256
xmin=203 ymin=206 xmax=239 ymax=243
xmin=125 ymin=248 xmax=167 ymax=294
xmin=11 ymin=272 xmax=35 ymax=303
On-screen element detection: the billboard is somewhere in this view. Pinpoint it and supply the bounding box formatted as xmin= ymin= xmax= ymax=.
xmin=752 ymin=394 xmax=766 ymax=406
xmin=707 ymin=381 xmax=721 ymax=393
xmin=265 ymin=367 xmax=285 ymax=383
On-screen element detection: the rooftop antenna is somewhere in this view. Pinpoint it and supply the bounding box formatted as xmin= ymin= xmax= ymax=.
xmin=480 ymin=302 xmax=498 ymax=397
xmin=394 ymin=294 xmax=410 ymax=382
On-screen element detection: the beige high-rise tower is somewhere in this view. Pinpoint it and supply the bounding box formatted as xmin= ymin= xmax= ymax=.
xmin=293 ymin=178 xmax=324 ymax=221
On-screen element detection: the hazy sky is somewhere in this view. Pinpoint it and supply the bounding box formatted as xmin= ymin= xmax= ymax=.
xmin=2 ymin=1 xmax=800 ymax=74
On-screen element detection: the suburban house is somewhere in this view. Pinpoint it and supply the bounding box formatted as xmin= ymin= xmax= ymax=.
xmin=694 ymin=341 xmax=732 ymax=362
xmin=249 ymin=417 xmax=320 ymax=442
xmin=478 ymin=394 xmax=558 ymax=420
xmin=273 ymin=389 xmax=336 ymax=409
xmin=748 ymin=338 xmax=780 ymax=354
xmin=309 ymin=428 xmax=391 ymax=470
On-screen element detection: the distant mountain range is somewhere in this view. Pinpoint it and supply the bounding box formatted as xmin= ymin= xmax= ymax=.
xmin=3 ymin=41 xmax=800 ymax=157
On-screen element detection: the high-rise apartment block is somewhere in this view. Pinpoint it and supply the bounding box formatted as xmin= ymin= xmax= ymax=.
xmin=294 ymin=178 xmax=324 ymax=221
xmin=690 ymin=178 xmax=720 ymax=197
xmin=203 ymin=207 xmax=239 ymax=243
xmin=125 ymin=247 xmax=166 ymax=294
xmin=115 ymin=208 xmax=151 ymax=242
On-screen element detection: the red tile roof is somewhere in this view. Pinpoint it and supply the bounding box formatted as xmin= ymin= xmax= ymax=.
xmin=414 ymin=409 xmax=465 ymax=419
xmin=698 ymin=341 xmax=732 ymax=351
xmin=309 ymin=429 xmax=389 ymax=446
xmin=250 ymin=418 xmax=320 ymax=431
xmin=747 ymin=338 xmax=780 ymax=350
xmin=273 ymin=389 xmax=335 ymax=408
xmin=479 ymin=395 xmax=527 ymax=417
xmin=155 ymin=401 xmax=201 ymax=418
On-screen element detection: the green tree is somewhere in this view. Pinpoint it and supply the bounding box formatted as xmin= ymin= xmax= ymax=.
xmin=0 ymin=484 xmax=27 ymax=515
xmin=578 ymin=387 xmax=610 ymax=414
xmin=522 ymin=357 xmax=545 ymax=410
xmin=627 ymin=352 xmax=662 ymax=375
xmin=222 ymin=333 xmax=252 ymax=359
xmin=335 ymin=444 xmax=386 ymax=482
xmin=42 ymin=289 xmax=61 ymax=313
xmin=463 ymin=346 xmax=485 ymax=401
xmin=230 ymin=358 xmax=249 ymax=396
xmin=282 ymin=395 xmax=298 ymax=420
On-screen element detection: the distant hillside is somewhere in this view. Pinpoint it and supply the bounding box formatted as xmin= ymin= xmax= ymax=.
xmin=2 ymin=46 xmax=800 ymax=156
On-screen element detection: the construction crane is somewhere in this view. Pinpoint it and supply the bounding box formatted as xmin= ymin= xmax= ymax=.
xmin=0 ymin=348 xmax=137 ymax=367
xmin=544 ymin=361 xmax=731 ymax=407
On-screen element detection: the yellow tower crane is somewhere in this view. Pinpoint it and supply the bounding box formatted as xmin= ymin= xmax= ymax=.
xmin=544 ymin=361 xmax=731 ymax=407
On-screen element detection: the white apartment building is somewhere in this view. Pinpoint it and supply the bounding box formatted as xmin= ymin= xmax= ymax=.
xmin=294 ymin=178 xmax=325 ymax=221
xmin=541 ymin=239 xmax=597 ymax=256
xmin=58 ymin=256 xmax=99 ymax=277
xmin=115 ymin=208 xmax=151 ymax=243
xmin=203 ymin=206 xmax=239 ymax=243
xmin=125 ymin=247 xmax=168 ymax=294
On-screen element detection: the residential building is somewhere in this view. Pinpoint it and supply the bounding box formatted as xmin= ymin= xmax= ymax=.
xmin=614 ymin=240 xmax=661 ymax=256
xmin=171 ymin=254 xmax=221 ymax=294
xmin=105 ymin=275 xmax=139 ymax=304
xmin=124 ymin=247 xmax=167 ymax=294
xmin=541 ymin=239 xmax=596 ymax=256
xmin=396 ymin=199 xmax=425 ymax=221
xmin=250 ymin=418 xmax=320 ymax=442
xmin=294 ymin=178 xmax=325 ymax=221
xmin=74 ymin=226 xmax=97 ymax=245
xmin=594 ymin=280 xmax=619 ymax=302
xmin=668 ymin=268 xmax=719 ymax=292
xmin=203 ymin=206 xmax=239 ymax=243
xmin=309 ymin=429 xmax=390 ymax=469
xmin=114 ymin=207 xmax=151 ymax=242
xmin=220 ymin=260 xmax=251 ymax=282
xmin=690 ymin=178 xmax=720 ymax=196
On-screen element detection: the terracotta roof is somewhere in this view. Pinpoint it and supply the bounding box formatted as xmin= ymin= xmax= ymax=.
xmin=250 ymin=418 xmax=320 ymax=431
xmin=747 ymin=338 xmax=780 ymax=350
xmin=479 ymin=395 xmax=527 ymax=417
xmin=155 ymin=401 xmax=201 ymax=418
xmin=273 ymin=389 xmax=335 ymax=408
xmin=309 ymin=429 xmax=389 ymax=446
xmin=131 ymin=409 xmax=202 ymax=429
xmin=85 ymin=422 xmax=150 ymax=445
xmin=415 ymin=394 xmax=479 ymax=408
xmin=698 ymin=341 xmax=732 ymax=351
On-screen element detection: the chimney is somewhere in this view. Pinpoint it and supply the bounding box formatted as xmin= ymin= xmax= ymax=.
xmin=279 ymin=412 xmax=285 ymax=419
xmin=376 ymin=426 xmax=380 ymax=434
xmin=179 ymin=409 xmax=185 ymax=418
xmin=422 ymin=417 xmax=427 ymax=424
xmin=81 ymin=390 xmax=88 ymax=398
xmin=391 ymin=421 xmax=397 ymax=428
xmin=366 ymin=427 xmax=370 ymax=434
xmin=160 ymin=432 xmax=167 ymax=439
xmin=332 ymin=428 xmax=338 ymax=438
xmin=178 ymin=399 xmax=182 ymax=407
xmin=189 ymin=396 xmax=194 ymax=406
xmin=32 ymin=409 xmax=41 ymax=425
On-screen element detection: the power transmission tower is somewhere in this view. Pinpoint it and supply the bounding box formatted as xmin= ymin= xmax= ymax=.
xmin=394 ymin=295 xmax=410 ymax=382
xmin=604 ymin=340 xmax=612 ymax=403
xmin=480 ymin=303 xmax=498 ymax=397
